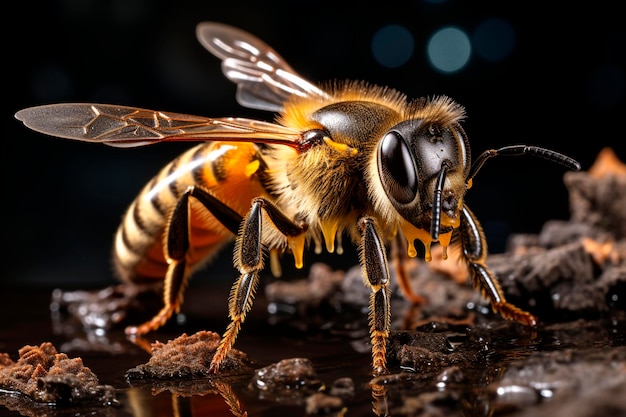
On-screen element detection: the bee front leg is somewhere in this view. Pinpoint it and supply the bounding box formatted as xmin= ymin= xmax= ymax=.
xmin=210 ymin=197 xmax=307 ymax=373
xmin=126 ymin=186 xmax=243 ymax=336
xmin=459 ymin=205 xmax=538 ymax=327
xmin=358 ymin=217 xmax=392 ymax=375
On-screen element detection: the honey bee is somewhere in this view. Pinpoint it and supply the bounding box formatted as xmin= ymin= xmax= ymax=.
xmin=15 ymin=22 xmax=580 ymax=375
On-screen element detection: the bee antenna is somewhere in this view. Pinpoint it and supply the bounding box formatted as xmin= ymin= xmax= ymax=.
xmin=430 ymin=162 xmax=449 ymax=240
xmin=466 ymin=145 xmax=581 ymax=184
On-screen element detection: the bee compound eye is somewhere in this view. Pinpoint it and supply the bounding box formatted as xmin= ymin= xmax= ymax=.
xmin=378 ymin=131 xmax=418 ymax=205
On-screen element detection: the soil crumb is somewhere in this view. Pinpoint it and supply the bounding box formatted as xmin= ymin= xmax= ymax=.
xmin=0 ymin=342 xmax=116 ymax=410
xmin=251 ymin=358 xmax=323 ymax=399
xmin=125 ymin=330 xmax=255 ymax=381
xmin=250 ymin=358 xmax=353 ymax=413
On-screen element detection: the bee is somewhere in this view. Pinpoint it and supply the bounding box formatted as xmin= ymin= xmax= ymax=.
xmin=15 ymin=22 xmax=580 ymax=375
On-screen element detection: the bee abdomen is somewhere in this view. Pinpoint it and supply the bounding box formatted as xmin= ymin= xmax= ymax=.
xmin=112 ymin=142 xmax=266 ymax=283
xmin=112 ymin=144 xmax=215 ymax=282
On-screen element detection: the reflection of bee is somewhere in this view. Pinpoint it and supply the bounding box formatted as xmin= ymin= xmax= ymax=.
xmin=16 ymin=22 xmax=580 ymax=375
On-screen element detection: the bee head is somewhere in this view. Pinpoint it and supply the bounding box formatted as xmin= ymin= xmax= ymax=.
xmin=375 ymin=115 xmax=470 ymax=239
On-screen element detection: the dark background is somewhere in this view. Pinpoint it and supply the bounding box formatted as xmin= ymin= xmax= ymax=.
xmin=5 ymin=1 xmax=625 ymax=289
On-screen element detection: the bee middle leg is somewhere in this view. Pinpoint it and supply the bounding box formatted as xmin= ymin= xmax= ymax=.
xmin=460 ymin=205 xmax=538 ymax=327
xmin=125 ymin=186 xmax=243 ymax=336
xmin=209 ymin=197 xmax=307 ymax=373
xmin=358 ymin=216 xmax=392 ymax=375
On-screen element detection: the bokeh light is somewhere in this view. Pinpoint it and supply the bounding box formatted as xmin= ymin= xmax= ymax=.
xmin=426 ymin=26 xmax=471 ymax=74
xmin=371 ymin=24 xmax=414 ymax=68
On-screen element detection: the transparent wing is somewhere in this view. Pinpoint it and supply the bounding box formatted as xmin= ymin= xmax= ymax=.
xmin=196 ymin=21 xmax=330 ymax=112
xmin=15 ymin=103 xmax=302 ymax=148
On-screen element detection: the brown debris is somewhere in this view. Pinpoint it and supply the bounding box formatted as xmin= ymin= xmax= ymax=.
xmin=491 ymin=345 xmax=626 ymax=416
xmin=50 ymin=283 xmax=162 ymax=331
xmin=125 ymin=330 xmax=255 ymax=380
xmin=123 ymin=332 xmax=253 ymax=416
xmin=250 ymin=358 xmax=353 ymax=413
xmin=491 ymin=148 xmax=626 ymax=318
xmin=265 ymin=262 xmax=345 ymax=311
xmin=385 ymin=321 xmax=536 ymax=374
xmin=564 ymin=148 xmax=626 ymax=239
xmin=0 ymin=342 xmax=116 ymax=407
xmin=251 ymin=358 xmax=323 ymax=401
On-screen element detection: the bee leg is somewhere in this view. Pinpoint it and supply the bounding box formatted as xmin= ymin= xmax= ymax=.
xmin=358 ymin=216 xmax=392 ymax=375
xmin=126 ymin=186 xmax=243 ymax=336
xmin=460 ymin=205 xmax=538 ymax=327
xmin=210 ymin=197 xmax=307 ymax=373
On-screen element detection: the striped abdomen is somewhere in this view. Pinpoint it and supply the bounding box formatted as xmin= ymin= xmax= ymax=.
xmin=112 ymin=141 xmax=268 ymax=283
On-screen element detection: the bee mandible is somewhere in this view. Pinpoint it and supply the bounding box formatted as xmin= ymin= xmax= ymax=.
xmin=15 ymin=22 xmax=581 ymax=375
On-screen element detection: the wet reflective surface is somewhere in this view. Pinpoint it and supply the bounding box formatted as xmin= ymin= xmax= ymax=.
xmin=1 ymin=283 xmax=624 ymax=417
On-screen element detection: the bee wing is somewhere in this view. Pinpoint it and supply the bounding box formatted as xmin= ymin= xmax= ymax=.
xmin=196 ymin=22 xmax=330 ymax=112
xmin=15 ymin=103 xmax=302 ymax=148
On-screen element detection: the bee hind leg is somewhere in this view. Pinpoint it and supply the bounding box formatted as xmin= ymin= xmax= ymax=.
xmin=210 ymin=197 xmax=307 ymax=373
xmin=125 ymin=186 xmax=243 ymax=336
xmin=460 ymin=205 xmax=537 ymax=327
